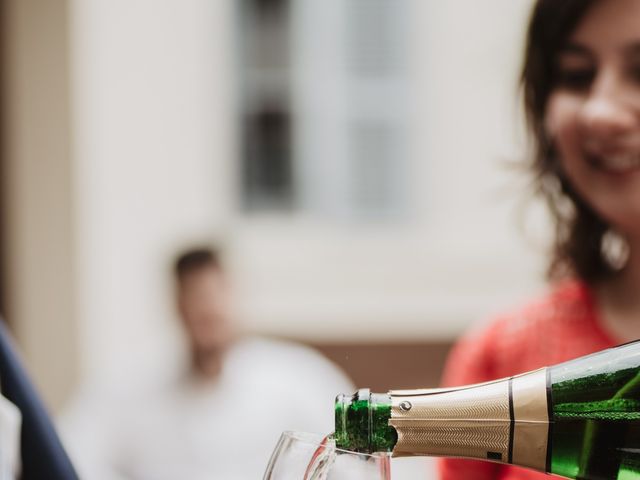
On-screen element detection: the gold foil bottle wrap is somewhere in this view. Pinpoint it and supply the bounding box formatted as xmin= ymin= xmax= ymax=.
xmin=389 ymin=368 xmax=549 ymax=472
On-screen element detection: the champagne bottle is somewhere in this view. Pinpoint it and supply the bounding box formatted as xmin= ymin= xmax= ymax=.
xmin=334 ymin=340 xmax=640 ymax=480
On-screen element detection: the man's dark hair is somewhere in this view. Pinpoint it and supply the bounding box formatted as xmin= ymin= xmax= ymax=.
xmin=520 ymin=0 xmax=612 ymax=282
xmin=174 ymin=247 xmax=222 ymax=280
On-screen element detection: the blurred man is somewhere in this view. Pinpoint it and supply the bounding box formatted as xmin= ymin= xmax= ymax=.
xmin=174 ymin=248 xmax=236 ymax=380
xmin=61 ymin=246 xmax=352 ymax=480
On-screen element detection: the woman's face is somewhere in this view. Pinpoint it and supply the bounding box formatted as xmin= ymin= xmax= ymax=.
xmin=545 ymin=0 xmax=640 ymax=236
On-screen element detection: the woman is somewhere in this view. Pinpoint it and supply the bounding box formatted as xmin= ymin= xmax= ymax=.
xmin=440 ymin=0 xmax=640 ymax=478
xmin=0 ymin=318 xmax=79 ymax=479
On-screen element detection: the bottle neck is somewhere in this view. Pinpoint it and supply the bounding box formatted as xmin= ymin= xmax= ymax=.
xmin=334 ymin=389 xmax=397 ymax=453
xmin=389 ymin=368 xmax=551 ymax=472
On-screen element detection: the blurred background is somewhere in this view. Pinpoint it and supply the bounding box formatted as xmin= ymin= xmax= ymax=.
xmin=0 ymin=0 xmax=548 ymax=421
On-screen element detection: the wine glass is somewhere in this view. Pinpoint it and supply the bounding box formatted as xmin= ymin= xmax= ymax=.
xmin=263 ymin=431 xmax=391 ymax=480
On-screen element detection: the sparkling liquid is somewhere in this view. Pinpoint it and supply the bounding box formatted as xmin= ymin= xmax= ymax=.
xmin=550 ymin=355 xmax=640 ymax=479
xmin=304 ymin=434 xmax=390 ymax=480
xmin=303 ymin=435 xmax=336 ymax=480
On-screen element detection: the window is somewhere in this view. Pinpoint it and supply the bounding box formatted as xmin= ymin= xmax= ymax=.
xmin=237 ymin=0 xmax=409 ymax=220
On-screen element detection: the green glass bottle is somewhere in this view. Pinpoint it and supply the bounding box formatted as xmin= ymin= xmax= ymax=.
xmin=334 ymin=340 xmax=640 ymax=480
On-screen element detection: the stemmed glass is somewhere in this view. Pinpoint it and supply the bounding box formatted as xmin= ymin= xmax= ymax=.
xmin=263 ymin=431 xmax=391 ymax=480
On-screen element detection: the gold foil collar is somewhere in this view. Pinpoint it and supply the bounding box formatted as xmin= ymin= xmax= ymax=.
xmin=388 ymin=368 xmax=549 ymax=474
xmin=390 ymin=379 xmax=511 ymax=461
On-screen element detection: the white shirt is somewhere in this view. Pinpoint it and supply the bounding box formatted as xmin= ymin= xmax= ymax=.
xmin=61 ymin=337 xmax=353 ymax=480
xmin=0 ymin=392 xmax=21 ymax=480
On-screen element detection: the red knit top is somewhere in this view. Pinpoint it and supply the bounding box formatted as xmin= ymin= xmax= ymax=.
xmin=438 ymin=280 xmax=618 ymax=480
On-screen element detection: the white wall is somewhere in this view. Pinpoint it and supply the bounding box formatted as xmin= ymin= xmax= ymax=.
xmin=71 ymin=0 xmax=236 ymax=384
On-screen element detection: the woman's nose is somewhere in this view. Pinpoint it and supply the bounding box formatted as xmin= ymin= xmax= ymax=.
xmin=580 ymin=72 xmax=637 ymax=141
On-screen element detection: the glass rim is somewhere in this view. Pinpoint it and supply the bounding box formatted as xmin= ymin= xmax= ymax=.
xmin=279 ymin=430 xmax=392 ymax=459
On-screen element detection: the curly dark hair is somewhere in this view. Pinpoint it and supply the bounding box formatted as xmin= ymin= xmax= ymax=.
xmin=520 ymin=0 xmax=618 ymax=283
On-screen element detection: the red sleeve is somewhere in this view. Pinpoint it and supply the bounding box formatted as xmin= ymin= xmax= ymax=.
xmin=438 ymin=326 xmax=500 ymax=480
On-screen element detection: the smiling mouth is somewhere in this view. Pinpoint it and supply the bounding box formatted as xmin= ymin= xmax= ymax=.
xmin=586 ymin=152 xmax=640 ymax=174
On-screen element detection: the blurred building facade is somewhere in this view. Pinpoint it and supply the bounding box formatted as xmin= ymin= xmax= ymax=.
xmin=0 ymin=0 xmax=544 ymax=410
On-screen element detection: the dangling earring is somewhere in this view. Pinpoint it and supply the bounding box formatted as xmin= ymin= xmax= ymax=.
xmin=601 ymin=229 xmax=630 ymax=271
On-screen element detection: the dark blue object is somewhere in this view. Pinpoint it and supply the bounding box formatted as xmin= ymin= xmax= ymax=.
xmin=0 ymin=318 xmax=78 ymax=479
